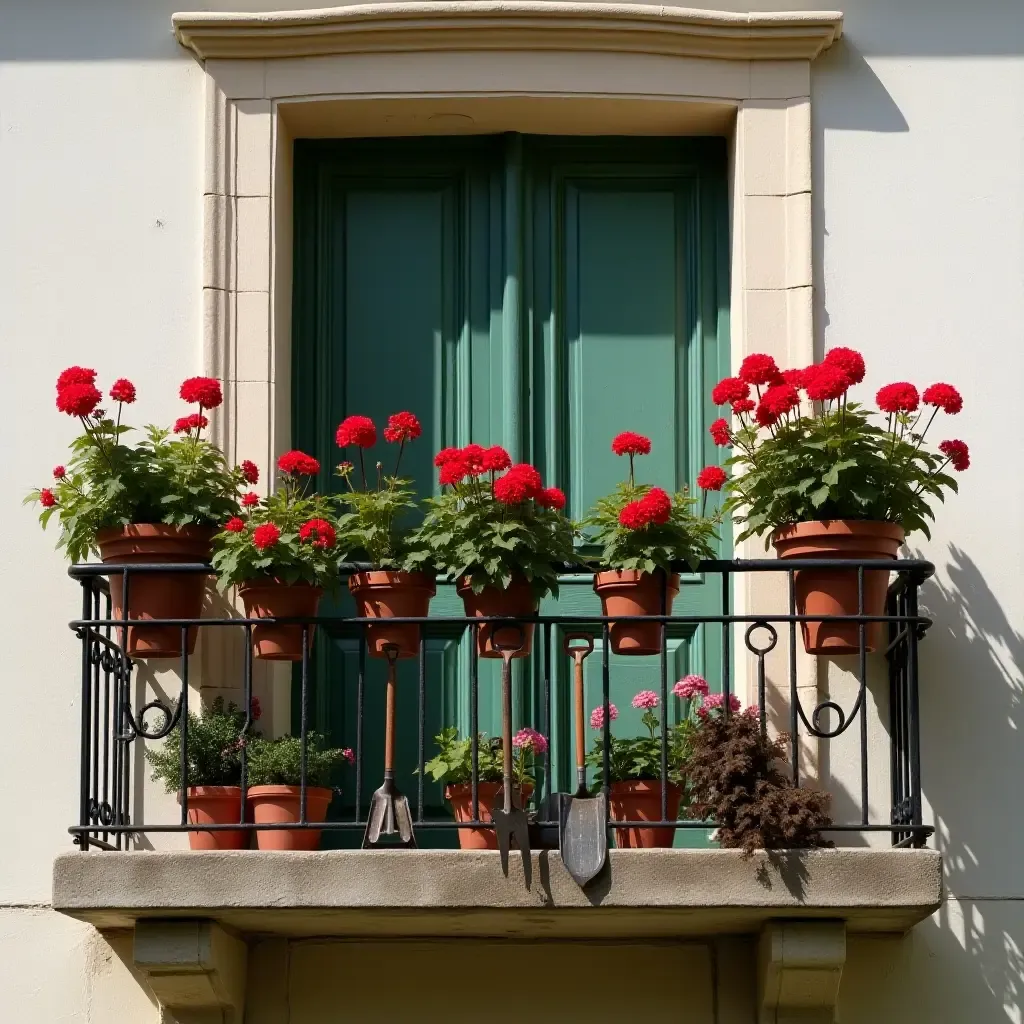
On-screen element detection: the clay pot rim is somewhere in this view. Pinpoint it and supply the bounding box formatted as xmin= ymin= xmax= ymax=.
xmin=246 ymin=784 xmax=335 ymax=798
xmin=455 ymin=574 xmax=535 ymax=597
xmin=608 ymin=779 xmax=682 ymax=794
xmin=444 ymin=781 xmax=534 ymax=797
xmin=183 ymin=785 xmax=243 ymax=797
xmin=772 ymin=520 xmax=906 ymax=545
xmin=349 ymin=570 xmax=436 ymax=591
xmin=237 ymin=580 xmax=324 ymax=596
xmin=96 ymin=523 xmax=217 ymax=543
xmin=594 ymin=569 xmax=681 ymax=590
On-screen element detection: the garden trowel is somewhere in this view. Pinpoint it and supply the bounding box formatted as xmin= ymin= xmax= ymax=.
xmin=363 ymin=644 xmax=416 ymax=848
xmin=558 ymin=633 xmax=607 ymax=887
xmin=490 ymin=631 xmax=531 ymax=882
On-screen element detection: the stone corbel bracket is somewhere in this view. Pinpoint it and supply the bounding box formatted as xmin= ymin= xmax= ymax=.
xmin=134 ymin=920 xmax=247 ymax=1024
xmin=758 ymin=920 xmax=847 ymax=1024
xmin=172 ymin=2 xmax=843 ymax=63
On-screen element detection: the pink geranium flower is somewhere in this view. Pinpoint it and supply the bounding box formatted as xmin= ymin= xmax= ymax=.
xmin=589 ymin=703 xmax=619 ymax=730
xmin=673 ymin=675 xmax=710 ymax=700
xmin=696 ymin=693 xmax=741 ymax=719
xmin=631 ymin=690 xmax=659 ymax=710
xmin=512 ymin=727 xmax=549 ymax=755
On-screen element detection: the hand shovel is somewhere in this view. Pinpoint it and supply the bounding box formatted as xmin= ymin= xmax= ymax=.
xmin=363 ymin=644 xmax=416 ymax=848
xmin=559 ymin=633 xmax=607 ymax=887
xmin=490 ymin=629 xmax=531 ymax=882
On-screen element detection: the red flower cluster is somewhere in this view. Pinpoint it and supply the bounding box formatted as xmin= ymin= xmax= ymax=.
xmin=823 ymin=347 xmax=865 ymax=385
xmin=732 ymin=398 xmax=755 ymax=414
xmin=738 ymin=353 xmax=780 ymax=386
xmin=336 ymin=415 xmax=377 ymax=449
xmin=56 ymin=380 xmax=102 ymax=417
xmin=434 ymin=443 xmax=513 ymax=485
xmin=252 ymin=523 xmax=281 ymax=551
xmin=39 ymin=488 xmax=56 ymax=508
xmin=709 ymin=418 xmax=731 ymax=446
xmin=57 ymin=366 xmax=96 ymax=390
xmin=804 ymin=363 xmax=849 ymax=403
xmin=711 ymin=377 xmax=751 ymax=407
xmin=696 ymin=465 xmax=727 ymax=491
xmin=756 ymin=383 xmax=800 ymax=426
xmin=241 ymin=491 xmax=260 ymax=508
xmin=250 ymin=697 xmax=262 ymax=722
xmin=109 ymin=378 xmax=136 ymax=404
xmin=240 ymin=460 xmax=259 ymax=484
xmin=173 ymin=413 xmax=208 ymax=434
xmin=224 ymin=517 xmax=245 ymax=533
xmin=299 ymin=518 xmax=337 ymax=549
xmin=611 ymin=431 xmax=652 ymax=457
xmin=939 ymin=439 xmax=970 ymax=471
xmin=493 ymin=463 xmax=543 ymax=504
xmin=618 ymin=486 xmax=672 ymax=530
xmin=382 ymin=411 xmax=422 ymax=444
xmin=923 ymin=383 xmax=962 ymax=415
xmin=180 ymin=377 xmax=223 ymax=409
xmin=876 ymin=382 xmax=919 ymax=414
xmin=537 ymin=486 xmax=566 ymax=510
xmin=278 ymin=450 xmax=320 ymax=476
xmin=52 ymin=465 xmax=66 ymax=479
xmin=481 ymin=445 xmax=512 ymax=472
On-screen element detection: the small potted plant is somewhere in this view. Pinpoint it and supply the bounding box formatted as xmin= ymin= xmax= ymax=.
xmin=424 ymin=726 xmax=546 ymax=849
xmin=335 ymin=412 xmax=435 ymax=659
xmin=27 ymin=369 xmax=253 ymax=657
xmin=411 ymin=446 xmax=574 ymax=657
xmin=211 ymin=450 xmax=339 ymax=660
xmin=145 ymin=696 xmax=260 ymax=850
xmin=245 ymin=733 xmax=353 ymax=850
xmin=708 ymin=349 xmax=968 ymax=653
xmin=586 ymin=687 xmax=698 ymax=848
xmin=583 ymin=433 xmax=719 ymax=655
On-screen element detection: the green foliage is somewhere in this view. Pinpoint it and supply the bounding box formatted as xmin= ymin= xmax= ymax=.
xmin=725 ymin=404 xmax=958 ymax=542
xmin=245 ymin=733 xmax=350 ymax=788
xmin=409 ymin=488 xmax=576 ymax=599
xmin=27 ymin=419 xmax=245 ymax=564
xmin=211 ymin=477 xmax=341 ymax=589
xmin=582 ymin=481 xmax=719 ymax=574
xmin=145 ymin=697 xmax=256 ymax=794
xmin=586 ymin=709 xmax=695 ymax=788
xmin=423 ymin=728 xmax=540 ymax=789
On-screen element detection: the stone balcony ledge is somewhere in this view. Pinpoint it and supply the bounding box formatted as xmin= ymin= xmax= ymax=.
xmin=53 ymin=847 xmax=941 ymax=939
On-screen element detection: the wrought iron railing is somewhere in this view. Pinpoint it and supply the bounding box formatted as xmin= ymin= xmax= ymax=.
xmin=67 ymin=559 xmax=933 ymax=853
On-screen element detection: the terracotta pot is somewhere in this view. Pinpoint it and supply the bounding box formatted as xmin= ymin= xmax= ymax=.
xmin=181 ymin=785 xmax=248 ymax=851
xmin=348 ymin=571 xmax=436 ymax=659
xmin=248 ymin=784 xmax=334 ymax=850
xmin=608 ymin=780 xmax=682 ymax=849
xmin=96 ymin=524 xmax=214 ymax=659
xmin=457 ymin=575 xmax=537 ymax=659
xmin=772 ymin=520 xmax=905 ymax=655
xmin=238 ymin=581 xmax=323 ymax=661
xmin=593 ymin=570 xmax=680 ymax=656
xmin=445 ymin=782 xmax=534 ymax=850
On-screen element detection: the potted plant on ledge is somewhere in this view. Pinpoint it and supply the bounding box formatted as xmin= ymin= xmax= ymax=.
xmin=410 ymin=445 xmax=574 ymax=658
xmin=708 ymin=349 xmax=968 ymax=653
xmin=27 ymin=369 xmax=254 ymax=658
xmin=335 ymin=412 xmax=435 ymax=659
xmin=583 ymin=432 xmax=719 ymax=655
xmin=424 ymin=726 xmax=547 ymax=849
xmin=145 ymin=696 xmax=260 ymax=850
xmin=211 ymin=450 xmax=339 ymax=660
xmin=246 ymin=733 xmax=353 ymax=850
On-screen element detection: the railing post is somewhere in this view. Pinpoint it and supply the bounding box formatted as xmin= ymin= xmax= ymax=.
xmin=78 ymin=580 xmax=93 ymax=851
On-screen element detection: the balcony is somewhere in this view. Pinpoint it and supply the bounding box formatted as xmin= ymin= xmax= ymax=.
xmin=52 ymin=559 xmax=940 ymax=1021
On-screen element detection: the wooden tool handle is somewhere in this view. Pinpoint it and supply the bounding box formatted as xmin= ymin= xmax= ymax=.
xmin=573 ymin=653 xmax=586 ymax=771
xmin=383 ymin=647 xmax=398 ymax=774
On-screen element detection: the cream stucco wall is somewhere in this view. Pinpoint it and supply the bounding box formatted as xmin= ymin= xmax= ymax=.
xmin=1 ymin=0 xmax=1021 ymax=1020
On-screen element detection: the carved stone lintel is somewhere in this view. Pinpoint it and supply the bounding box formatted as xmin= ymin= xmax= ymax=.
xmin=134 ymin=920 xmax=247 ymax=1024
xmin=758 ymin=920 xmax=846 ymax=1024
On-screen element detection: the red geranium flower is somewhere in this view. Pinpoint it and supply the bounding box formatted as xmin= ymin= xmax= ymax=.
xmin=712 ymin=377 xmax=751 ymax=406
xmin=493 ymin=463 xmax=543 ymax=504
xmin=755 ymin=403 xmax=780 ymax=428
xmin=782 ymin=368 xmax=807 ymax=389
xmin=876 ymin=382 xmax=920 ymax=414
xmin=240 ymin=460 xmax=259 ymax=484
xmin=618 ymin=499 xmax=652 ymax=530
xmin=758 ymin=383 xmax=800 ymax=419
xmin=56 ymin=382 xmax=102 ymax=417
xmin=382 ymin=411 xmax=421 ymax=444
xmin=611 ymin=431 xmax=652 ymax=457
xmin=481 ymin=445 xmax=512 ymax=472
xmin=731 ymin=398 xmax=756 ymax=414
xmin=278 ymin=450 xmax=320 ymax=476
xmin=252 ymin=523 xmax=281 ymax=551
xmin=537 ymin=486 xmax=566 ymax=510
xmin=179 ymin=376 xmax=223 ymax=409
xmin=804 ymin=364 xmax=850 ymax=403
xmin=438 ymin=457 xmax=470 ymax=486
xmin=53 ymin=465 xmax=66 ymax=479
xmin=224 ymin=517 xmax=245 ymax=533
xmin=697 ymin=465 xmax=727 ymax=491
xmin=923 ymin=383 xmax=963 ymax=415
xmin=738 ymin=353 xmax=780 ymax=386
xmin=639 ymin=486 xmax=672 ymax=524
xmin=56 ymin=366 xmax=96 ymax=390
xmin=241 ymin=491 xmax=260 ymax=508
xmin=434 ymin=447 xmax=462 ymax=467
xmin=709 ymin=417 xmax=731 ymax=446
xmin=335 ymin=415 xmax=376 ymax=449
xmin=299 ymin=518 xmax=337 ymax=550
xmin=174 ymin=413 xmax=208 ymax=434
xmin=39 ymin=488 xmax=56 ymax=508
xmin=250 ymin=697 xmax=262 ymax=721
xmin=109 ymin=378 xmax=137 ymax=404
xmin=823 ymin=347 xmax=866 ymax=385
xmin=939 ymin=439 xmax=970 ymax=471
xmin=461 ymin=444 xmax=488 ymax=476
